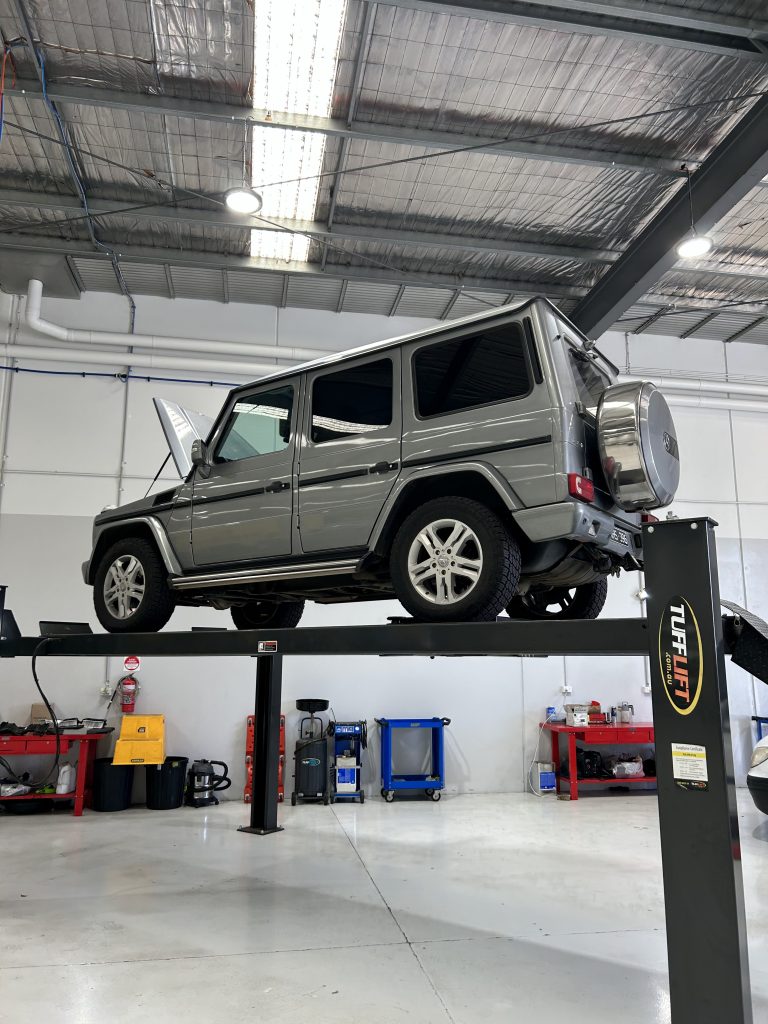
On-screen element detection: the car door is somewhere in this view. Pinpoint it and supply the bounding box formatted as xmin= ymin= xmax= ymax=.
xmin=297 ymin=353 xmax=401 ymax=553
xmin=189 ymin=379 xmax=300 ymax=566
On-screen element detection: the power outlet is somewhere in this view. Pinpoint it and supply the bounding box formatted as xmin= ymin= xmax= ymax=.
xmin=561 ymin=683 xmax=573 ymax=696
xmin=642 ymin=683 xmax=652 ymax=696
xmin=99 ymin=682 xmax=111 ymax=698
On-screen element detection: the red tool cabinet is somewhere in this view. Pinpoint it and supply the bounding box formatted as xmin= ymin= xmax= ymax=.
xmin=244 ymin=713 xmax=285 ymax=803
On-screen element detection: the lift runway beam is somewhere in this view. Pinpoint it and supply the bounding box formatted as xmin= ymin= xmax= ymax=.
xmin=0 ymin=616 xmax=650 ymax=659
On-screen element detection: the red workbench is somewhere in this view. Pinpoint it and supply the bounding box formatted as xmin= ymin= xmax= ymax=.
xmin=542 ymin=721 xmax=656 ymax=801
xmin=0 ymin=732 xmax=103 ymax=815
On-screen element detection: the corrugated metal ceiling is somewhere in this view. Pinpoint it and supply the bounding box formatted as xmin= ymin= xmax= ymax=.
xmin=0 ymin=0 xmax=766 ymax=341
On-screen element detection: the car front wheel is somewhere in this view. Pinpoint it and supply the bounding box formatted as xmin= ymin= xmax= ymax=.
xmin=507 ymin=578 xmax=608 ymax=621
xmin=390 ymin=497 xmax=521 ymax=622
xmin=93 ymin=536 xmax=175 ymax=633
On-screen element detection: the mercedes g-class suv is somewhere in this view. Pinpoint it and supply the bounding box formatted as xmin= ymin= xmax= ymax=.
xmin=83 ymin=298 xmax=680 ymax=632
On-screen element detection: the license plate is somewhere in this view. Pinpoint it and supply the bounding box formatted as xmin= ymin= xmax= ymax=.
xmin=610 ymin=527 xmax=630 ymax=546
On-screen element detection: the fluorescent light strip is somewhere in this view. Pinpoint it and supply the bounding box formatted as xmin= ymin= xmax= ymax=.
xmin=251 ymin=0 xmax=348 ymax=263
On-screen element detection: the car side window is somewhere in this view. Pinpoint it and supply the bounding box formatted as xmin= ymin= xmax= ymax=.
xmin=413 ymin=323 xmax=530 ymax=418
xmin=311 ymin=359 xmax=393 ymax=444
xmin=214 ymin=385 xmax=294 ymax=464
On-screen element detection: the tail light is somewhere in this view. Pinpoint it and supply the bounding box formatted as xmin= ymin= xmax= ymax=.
xmin=568 ymin=473 xmax=595 ymax=502
xmin=641 ymin=513 xmax=659 ymax=524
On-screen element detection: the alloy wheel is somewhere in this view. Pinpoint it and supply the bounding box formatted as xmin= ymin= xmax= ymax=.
xmin=103 ymin=554 xmax=146 ymax=620
xmin=406 ymin=518 xmax=483 ymax=605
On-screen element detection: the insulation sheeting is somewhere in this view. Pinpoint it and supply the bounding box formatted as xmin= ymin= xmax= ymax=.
xmin=336 ymin=1 xmax=768 ymax=161
xmin=318 ymin=139 xmax=679 ymax=251
xmin=0 ymin=0 xmax=253 ymax=101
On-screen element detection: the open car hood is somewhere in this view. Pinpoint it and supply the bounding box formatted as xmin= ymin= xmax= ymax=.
xmin=153 ymin=398 xmax=215 ymax=478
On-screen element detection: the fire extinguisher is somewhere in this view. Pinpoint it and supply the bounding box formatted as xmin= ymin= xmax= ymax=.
xmin=119 ymin=675 xmax=138 ymax=714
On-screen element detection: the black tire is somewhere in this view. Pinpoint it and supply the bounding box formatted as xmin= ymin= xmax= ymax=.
xmin=383 ymin=790 xmax=395 ymax=803
xmin=430 ymin=790 xmax=441 ymax=802
xmin=390 ymin=497 xmax=521 ymax=622
xmin=93 ymin=536 xmax=175 ymax=633
xmin=359 ymin=791 xmax=365 ymax=804
xmin=507 ymin=577 xmax=609 ymax=621
xmin=291 ymin=792 xmax=297 ymax=806
xmin=231 ymin=600 xmax=305 ymax=630
xmin=323 ymin=793 xmax=330 ymax=806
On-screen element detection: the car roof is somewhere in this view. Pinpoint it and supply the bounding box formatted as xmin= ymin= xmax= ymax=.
xmin=228 ymin=295 xmax=585 ymax=396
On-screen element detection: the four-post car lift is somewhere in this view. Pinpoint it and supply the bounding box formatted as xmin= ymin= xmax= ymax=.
xmin=2 ymin=518 xmax=765 ymax=1024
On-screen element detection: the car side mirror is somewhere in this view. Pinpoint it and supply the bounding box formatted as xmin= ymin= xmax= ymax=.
xmin=190 ymin=439 xmax=210 ymax=469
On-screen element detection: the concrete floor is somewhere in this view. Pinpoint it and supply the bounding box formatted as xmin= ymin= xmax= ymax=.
xmin=1 ymin=792 xmax=767 ymax=1023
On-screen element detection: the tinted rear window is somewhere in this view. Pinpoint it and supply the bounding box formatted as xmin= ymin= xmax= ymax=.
xmin=311 ymin=359 xmax=393 ymax=443
xmin=568 ymin=348 xmax=611 ymax=413
xmin=413 ymin=323 xmax=530 ymax=418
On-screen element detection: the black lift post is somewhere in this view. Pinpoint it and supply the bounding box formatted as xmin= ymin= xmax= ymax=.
xmin=644 ymin=518 xmax=752 ymax=1024
xmin=0 ymin=517 xmax=758 ymax=1022
xmin=238 ymin=654 xmax=284 ymax=835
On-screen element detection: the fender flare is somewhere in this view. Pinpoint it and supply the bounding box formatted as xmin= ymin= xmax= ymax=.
xmin=84 ymin=516 xmax=182 ymax=583
xmin=368 ymin=461 xmax=521 ymax=552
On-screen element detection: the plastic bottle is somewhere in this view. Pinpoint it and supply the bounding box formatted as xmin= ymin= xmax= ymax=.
xmin=56 ymin=763 xmax=75 ymax=794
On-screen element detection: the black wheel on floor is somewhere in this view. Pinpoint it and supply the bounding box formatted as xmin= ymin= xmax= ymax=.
xmin=93 ymin=536 xmax=175 ymax=633
xmin=323 ymin=793 xmax=330 ymax=806
xmin=231 ymin=600 xmax=305 ymax=630
xmin=425 ymin=788 xmax=435 ymax=797
xmin=507 ymin=578 xmax=608 ymax=621
xmin=430 ymin=790 xmax=442 ymax=802
xmin=390 ymin=497 xmax=521 ymax=622
xmin=384 ymin=790 xmax=395 ymax=803
xmin=291 ymin=792 xmax=297 ymax=806
xmin=359 ymin=791 xmax=365 ymax=804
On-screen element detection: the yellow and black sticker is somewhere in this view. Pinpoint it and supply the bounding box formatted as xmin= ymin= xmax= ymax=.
xmin=671 ymin=742 xmax=708 ymax=791
xmin=658 ymin=596 xmax=703 ymax=716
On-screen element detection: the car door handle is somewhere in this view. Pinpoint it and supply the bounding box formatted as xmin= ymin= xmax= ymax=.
xmin=265 ymin=480 xmax=290 ymax=493
xmin=370 ymin=461 xmax=398 ymax=475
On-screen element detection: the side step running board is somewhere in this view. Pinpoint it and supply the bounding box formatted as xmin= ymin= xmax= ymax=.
xmin=170 ymin=558 xmax=361 ymax=591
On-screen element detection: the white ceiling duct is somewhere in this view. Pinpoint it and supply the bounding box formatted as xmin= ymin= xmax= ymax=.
xmin=622 ymin=374 xmax=768 ymax=401
xmin=2 ymin=342 xmax=282 ymax=378
xmin=23 ymin=280 xmax=326 ymax=363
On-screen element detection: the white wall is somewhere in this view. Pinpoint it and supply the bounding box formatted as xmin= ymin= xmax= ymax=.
xmin=0 ymin=289 xmax=767 ymax=801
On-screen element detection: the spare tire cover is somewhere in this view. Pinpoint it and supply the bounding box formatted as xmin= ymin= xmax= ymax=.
xmin=597 ymin=381 xmax=680 ymax=511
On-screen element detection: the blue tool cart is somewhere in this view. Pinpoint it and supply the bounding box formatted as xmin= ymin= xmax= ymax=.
xmin=376 ymin=717 xmax=451 ymax=802
xmin=328 ymin=720 xmax=367 ymax=803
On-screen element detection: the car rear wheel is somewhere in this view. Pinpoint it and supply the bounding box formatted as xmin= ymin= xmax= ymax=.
xmin=507 ymin=578 xmax=608 ymax=621
xmin=390 ymin=497 xmax=521 ymax=622
xmin=93 ymin=536 xmax=175 ymax=633
xmin=231 ymin=600 xmax=305 ymax=630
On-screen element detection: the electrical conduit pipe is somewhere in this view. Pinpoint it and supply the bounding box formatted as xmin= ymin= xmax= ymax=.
xmin=23 ymin=279 xmax=327 ymax=364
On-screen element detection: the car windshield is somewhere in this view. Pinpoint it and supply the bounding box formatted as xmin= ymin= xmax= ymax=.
xmin=568 ymin=348 xmax=611 ymax=414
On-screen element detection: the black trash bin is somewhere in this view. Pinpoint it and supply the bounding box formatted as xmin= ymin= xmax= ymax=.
xmin=146 ymin=757 xmax=188 ymax=810
xmin=92 ymin=758 xmax=134 ymax=812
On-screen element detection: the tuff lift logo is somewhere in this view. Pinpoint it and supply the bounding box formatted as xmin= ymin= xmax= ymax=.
xmin=658 ymin=596 xmax=703 ymax=715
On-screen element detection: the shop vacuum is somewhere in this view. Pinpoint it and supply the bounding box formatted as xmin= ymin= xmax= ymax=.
xmin=291 ymin=699 xmax=330 ymax=806
xmin=185 ymin=758 xmax=231 ymax=808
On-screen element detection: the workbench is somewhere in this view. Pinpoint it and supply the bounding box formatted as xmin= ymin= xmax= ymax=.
xmin=543 ymin=720 xmax=656 ymax=801
xmin=0 ymin=732 xmax=102 ymax=815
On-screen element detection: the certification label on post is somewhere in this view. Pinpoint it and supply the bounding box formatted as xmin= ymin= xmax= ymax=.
xmin=671 ymin=742 xmax=708 ymax=791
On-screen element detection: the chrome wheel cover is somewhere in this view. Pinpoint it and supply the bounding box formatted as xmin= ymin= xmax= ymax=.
xmin=407 ymin=518 xmax=483 ymax=605
xmin=103 ymin=555 xmax=146 ymax=620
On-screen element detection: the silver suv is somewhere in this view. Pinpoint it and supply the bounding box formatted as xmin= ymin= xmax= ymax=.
xmin=83 ymin=298 xmax=680 ymax=632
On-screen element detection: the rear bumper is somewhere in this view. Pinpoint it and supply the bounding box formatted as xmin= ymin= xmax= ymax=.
xmin=512 ymin=501 xmax=642 ymax=560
